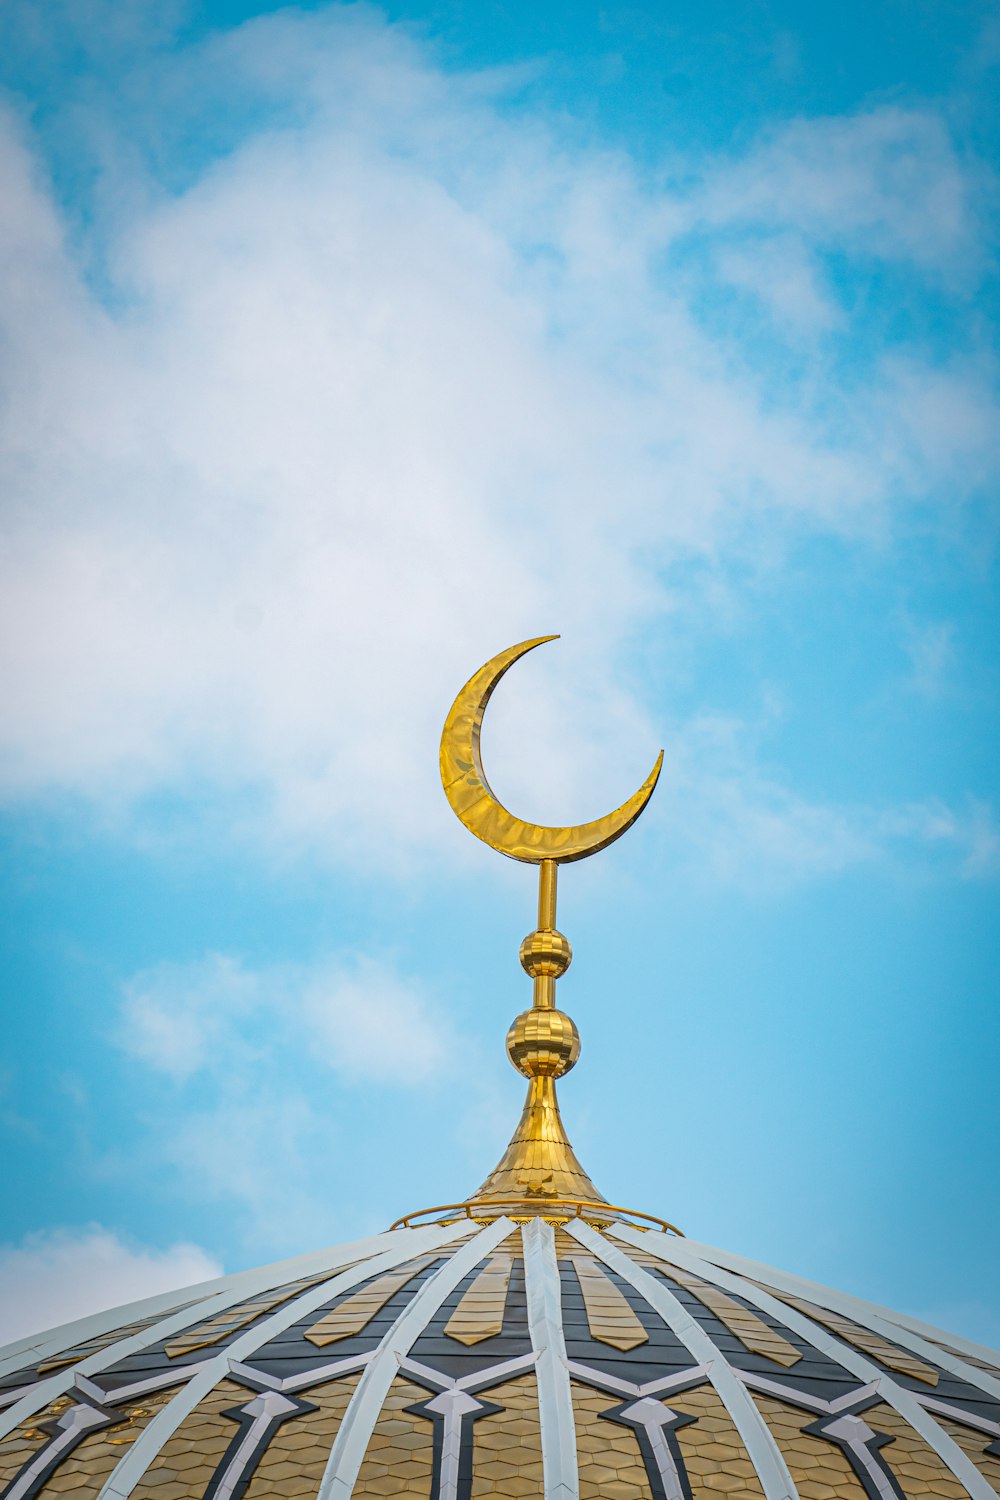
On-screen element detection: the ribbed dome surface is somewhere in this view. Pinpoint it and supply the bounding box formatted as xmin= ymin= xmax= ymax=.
xmin=1 ymin=1216 xmax=998 ymax=1500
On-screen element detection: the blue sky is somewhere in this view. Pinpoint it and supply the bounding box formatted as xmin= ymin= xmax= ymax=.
xmin=0 ymin=0 xmax=997 ymax=1346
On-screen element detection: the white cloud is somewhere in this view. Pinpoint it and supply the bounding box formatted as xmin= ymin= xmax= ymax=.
xmin=115 ymin=950 xmax=450 ymax=1244
xmin=0 ymin=6 xmax=994 ymax=878
xmin=652 ymin=714 xmax=870 ymax=888
xmin=0 ymin=1225 xmax=221 ymax=1346
xmin=653 ymin=713 xmax=1000 ymax=890
xmin=120 ymin=951 xmax=446 ymax=1085
xmin=692 ymin=107 xmax=982 ymax=275
xmin=877 ymin=798 xmax=1000 ymax=879
xmin=303 ymin=959 xmax=446 ymax=1083
xmin=899 ymin=617 xmax=956 ymax=699
xmin=121 ymin=954 xmax=261 ymax=1082
xmin=714 ymin=235 xmax=841 ymax=332
xmin=164 ymin=1093 xmax=336 ymax=1254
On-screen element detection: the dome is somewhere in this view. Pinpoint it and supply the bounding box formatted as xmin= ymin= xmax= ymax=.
xmin=1 ymin=1218 xmax=999 ymax=1500
xmin=2 ymin=638 xmax=997 ymax=1500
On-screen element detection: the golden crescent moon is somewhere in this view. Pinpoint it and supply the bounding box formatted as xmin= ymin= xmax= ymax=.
xmin=440 ymin=636 xmax=664 ymax=864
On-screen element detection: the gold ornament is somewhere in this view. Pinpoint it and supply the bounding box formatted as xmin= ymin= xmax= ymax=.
xmin=395 ymin=636 xmax=672 ymax=1231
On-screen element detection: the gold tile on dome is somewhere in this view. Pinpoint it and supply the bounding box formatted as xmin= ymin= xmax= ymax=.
xmin=867 ymin=1401 xmax=972 ymax=1498
xmin=571 ymin=1381 xmax=653 ymax=1500
xmin=756 ymin=1392 xmax=872 ymax=1500
xmin=671 ymin=1382 xmax=768 ymax=1500
xmin=569 ymin=1255 xmax=649 ymax=1351
xmin=164 ymin=1269 xmax=347 ymax=1358
xmin=304 ymin=1255 xmax=439 ymax=1347
xmin=0 ymin=1395 xmax=82 ymax=1489
xmin=351 ymin=1376 xmax=434 ymax=1498
xmin=553 ymin=1228 xmax=583 ymax=1260
xmin=469 ymin=1373 xmax=543 ymax=1498
xmin=765 ymin=1290 xmax=940 ymax=1386
xmin=934 ymin=1413 xmax=1000 ymax=1494
xmin=243 ymin=1373 xmax=362 ymax=1499
xmin=19 ymin=1388 xmax=177 ymax=1497
xmin=632 ymin=1256 xmax=801 ymax=1367
xmin=445 ymin=1254 xmax=515 ymax=1346
xmin=127 ymin=1379 xmax=248 ymax=1500
xmin=36 ymin=1311 xmax=172 ymax=1373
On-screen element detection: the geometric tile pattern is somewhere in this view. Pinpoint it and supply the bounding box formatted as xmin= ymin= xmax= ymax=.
xmin=934 ymin=1414 xmax=1000 ymax=1495
xmin=865 ymin=1401 xmax=973 ymax=1498
xmin=926 ymin=1342 xmax=1000 ymax=1378
xmin=38 ymin=1309 xmax=198 ymax=1375
xmin=445 ymin=1254 xmax=515 ymax=1347
xmin=22 ymin=1386 xmax=177 ymax=1496
xmin=755 ymin=1392 xmax=873 ymax=1500
xmin=467 ymin=1374 xmax=544 ymax=1498
xmin=163 ymin=1272 xmax=342 ymax=1358
xmin=0 ymin=1305 xmax=198 ymax=1399
xmin=0 ymin=1394 xmax=78 ymax=1489
xmin=128 ymin=1379 xmax=248 ymax=1500
xmin=241 ymin=1375 xmax=361 ymax=1498
xmin=646 ymin=1258 xmax=802 ymax=1368
xmin=568 ymin=1255 xmax=649 ymax=1352
xmin=352 ymin=1375 xmax=434 ymax=1496
xmin=763 ymin=1289 xmax=942 ymax=1387
xmin=571 ymin=1379 xmax=655 ymax=1499
xmin=1 ymin=1221 xmax=995 ymax=1500
xmin=671 ymin=1379 xmax=770 ymax=1500
xmin=304 ymin=1255 xmax=439 ymax=1347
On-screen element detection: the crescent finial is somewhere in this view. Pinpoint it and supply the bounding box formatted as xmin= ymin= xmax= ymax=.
xmin=427 ymin=636 xmax=668 ymax=1217
xmin=439 ymin=635 xmax=663 ymax=864
xmin=385 ymin=638 xmax=674 ymax=1225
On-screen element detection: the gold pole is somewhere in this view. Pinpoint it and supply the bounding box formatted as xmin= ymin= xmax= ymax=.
xmin=532 ymin=860 xmax=558 ymax=1010
xmin=468 ymin=858 xmax=600 ymax=1203
xmin=537 ymin=858 xmax=557 ymax=930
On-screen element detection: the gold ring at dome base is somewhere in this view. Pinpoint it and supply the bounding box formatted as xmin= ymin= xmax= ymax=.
xmin=388 ymin=1197 xmax=683 ymax=1235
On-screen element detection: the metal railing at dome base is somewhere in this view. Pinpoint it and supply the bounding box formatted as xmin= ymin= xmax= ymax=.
xmin=389 ymin=1197 xmax=683 ymax=1235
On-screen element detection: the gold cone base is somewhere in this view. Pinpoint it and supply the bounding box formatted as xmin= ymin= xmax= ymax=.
xmin=470 ymin=1075 xmax=607 ymax=1204
xmin=388 ymin=1069 xmax=680 ymax=1231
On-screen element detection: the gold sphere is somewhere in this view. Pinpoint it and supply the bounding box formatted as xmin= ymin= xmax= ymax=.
xmin=506 ymin=1007 xmax=580 ymax=1078
xmin=519 ymin=928 xmax=572 ymax=978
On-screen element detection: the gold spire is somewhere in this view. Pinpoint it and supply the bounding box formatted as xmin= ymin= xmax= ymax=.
xmin=391 ymin=637 xmax=680 ymax=1235
xmin=471 ymin=858 xmax=604 ymax=1204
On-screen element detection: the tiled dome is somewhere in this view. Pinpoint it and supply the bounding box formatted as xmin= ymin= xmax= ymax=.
xmin=1 ymin=1215 xmax=998 ymax=1500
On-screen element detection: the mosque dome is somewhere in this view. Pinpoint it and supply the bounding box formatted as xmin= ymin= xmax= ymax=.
xmin=2 ymin=639 xmax=997 ymax=1500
